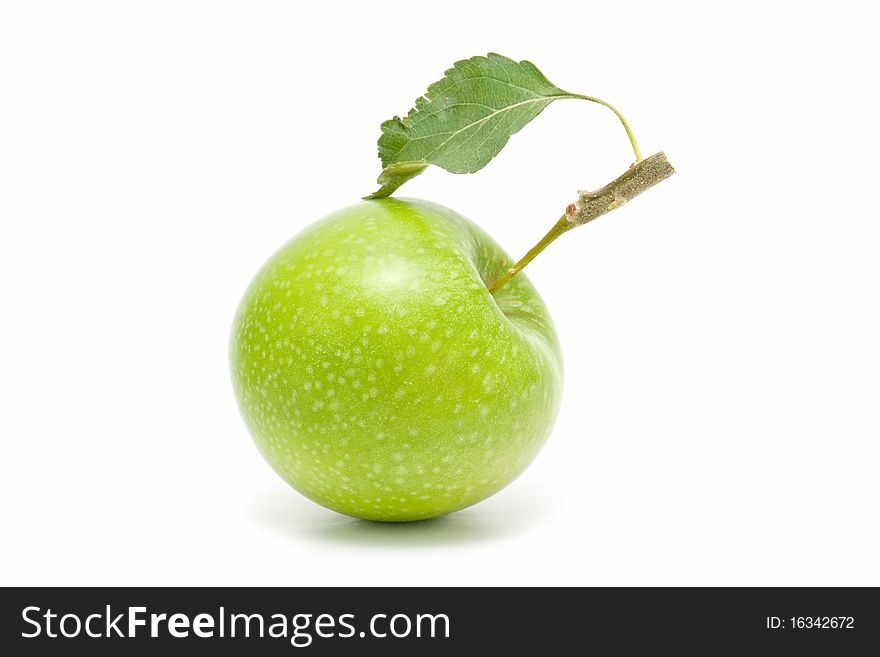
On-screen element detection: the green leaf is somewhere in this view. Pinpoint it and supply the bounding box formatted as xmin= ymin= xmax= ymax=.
xmin=363 ymin=161 xmax=428 ymax=200
xmin=366 ymin=53 xmax=576 ymax=198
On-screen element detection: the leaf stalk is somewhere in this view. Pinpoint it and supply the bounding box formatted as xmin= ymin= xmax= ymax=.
xmin=572 ymin=94 xmax=643 ymax=162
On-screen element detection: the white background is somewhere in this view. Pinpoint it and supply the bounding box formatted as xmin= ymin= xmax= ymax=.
xmin=2 ymin=1 xmax=878 ymax=586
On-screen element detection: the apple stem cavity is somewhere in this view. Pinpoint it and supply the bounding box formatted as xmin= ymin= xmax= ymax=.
xmin=487 ymin=152 xmax=676 ymax=294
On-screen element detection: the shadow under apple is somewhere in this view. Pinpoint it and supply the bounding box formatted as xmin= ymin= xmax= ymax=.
xmin=244 ymin=477 xmax=558 ymax=548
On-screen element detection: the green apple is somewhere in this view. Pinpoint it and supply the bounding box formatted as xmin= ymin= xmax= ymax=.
xmin=230 ymin=198 xmax=562 ymax=521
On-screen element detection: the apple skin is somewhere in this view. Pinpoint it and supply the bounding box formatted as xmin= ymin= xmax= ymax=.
xmin=230 ymin=198 xmax=562 ymax=521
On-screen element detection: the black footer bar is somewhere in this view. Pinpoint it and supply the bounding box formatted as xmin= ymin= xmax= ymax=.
xmin=2 ymin=587 xmax=877 ymax=654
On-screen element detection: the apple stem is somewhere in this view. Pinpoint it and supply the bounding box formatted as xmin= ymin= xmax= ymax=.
xmin=487 ymin=216 xmax=571 ymax=294
xmin=487 ymin=152 xmax=676 ymax=294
